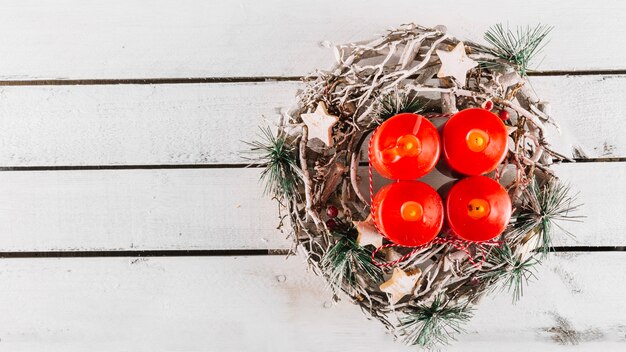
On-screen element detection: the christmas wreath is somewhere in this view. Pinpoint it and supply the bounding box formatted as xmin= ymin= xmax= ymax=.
xmin=247 ymin=23 xmax=581 ymax=349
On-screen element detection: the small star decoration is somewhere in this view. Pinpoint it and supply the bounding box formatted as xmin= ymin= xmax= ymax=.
xmin=436 ymin=41 xmax=478 ymax=87
xmin=353 ymin=215 xmax=384 ymax=248
xmin=301 ymin=102 xmax=339 ymax=147
xmin=379 ymin=267 xmax=422 ymax=305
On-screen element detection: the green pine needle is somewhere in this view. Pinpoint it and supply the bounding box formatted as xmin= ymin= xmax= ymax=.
xmin=480 ymin=244 xmax=539 ymax=303
xmin=244 ymin=126 xmax=302 ymax=199
xmin=398 ymin=295 xmax=473 ymax=348
xmin=377 ymin=91 xmax=424 ymax=121
xmin=510 ymin=178 xmax=583 ymax=255
xmin=320 ymin=230 xmax=383 ymax=290
xmin=484 ymin=24 xmax=553 ymax=75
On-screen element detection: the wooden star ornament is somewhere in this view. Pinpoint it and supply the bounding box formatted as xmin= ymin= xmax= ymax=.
xmin=353 ymin=215 xmax=384 ymax=248
xmin=436 ymin=41 xmax=478 ymax=87
xmin=379 ymin=267 xmax=422 ymax=305
xmin=301 ymin=102 xmax=339 ymax=147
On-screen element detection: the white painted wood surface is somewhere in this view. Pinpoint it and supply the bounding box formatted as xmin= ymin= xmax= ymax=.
xmin=0 ymin=253 xmax=623 ymax=351
xmin=1 ymin=76 xmax=625 ymax=167
xmin=0 ymin=0 xmax=625 ymax=79
xmin=1 ymin=0 xmax=625 ymax=350
xmin=0 ymin=162 xmax=622 ymax=251
xmin=0 ymin=168 xmax=282 ymax=251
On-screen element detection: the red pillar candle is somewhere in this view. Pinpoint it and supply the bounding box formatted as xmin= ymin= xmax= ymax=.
xmin=442 ymin=108 xmax=508 ymax=176
xmin=372 ymin=181 xmax=444 ymax=246
xmin=445 ymin=176 xmax=512 ymax=242
xmin=370 ymin=113 xmax=440 ymax=180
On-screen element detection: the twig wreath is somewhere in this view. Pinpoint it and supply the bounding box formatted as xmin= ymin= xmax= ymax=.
xmin=247 ymin=23 xmax=581 ymax=349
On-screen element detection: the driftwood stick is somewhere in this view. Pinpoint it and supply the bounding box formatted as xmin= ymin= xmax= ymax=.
xmin=350 ymin=133 xmax=370 ymax=205
xmin=440 ymin=78 xmax=458 ymax=114
xmin=320 ymin=162 xmax=349 ymax=203
xmin=298 ymin=127 xmax=322 ymax=227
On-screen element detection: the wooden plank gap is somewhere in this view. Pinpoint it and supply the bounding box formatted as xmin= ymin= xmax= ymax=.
xmin=527 ymin=69 xmax=626 ymax=76
xmin=0 ymin=247 xmax=624 ymax=259
xmin=1 ymin=70 xmax=625 ymax=87
xmin=0 ymin=77 xmax=308 ymax=86
xmin=551 ymin=246 xmax=626 ymax=252
xmin=2 ymin=158 xmax=625 ymax=172
xmin=0 ymin=164 xmax=263 ymax=171
xmin=0 ymin=249 xmax=292 ymax=259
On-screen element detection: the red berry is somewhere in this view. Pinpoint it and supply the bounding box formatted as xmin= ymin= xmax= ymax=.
xmin=470 ymin=277 xmax=481 ymax=286
xmin=482 ymin=100 xmax=494 ymax=111
xmin=499 ymin=110 xmax=510 ymax=121
xmin=325 ymin=219 xmax=337 ymax=230
xmin=326 ymin=205 xmax=339 ymax=218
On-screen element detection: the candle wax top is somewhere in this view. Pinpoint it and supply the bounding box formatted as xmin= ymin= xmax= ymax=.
xmin=443 ymin=108 xmax=508 ymax=176
xmin=370 ymin=113 xmax=440 ymax=180
xmin=372 ymin=181 xmax=444 ymax=247
xmin=445 ymin=176 xmax=512 ymax=242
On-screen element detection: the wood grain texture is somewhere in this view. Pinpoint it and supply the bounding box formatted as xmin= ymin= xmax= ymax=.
xmin=0 ymin=253 xmax=623 ymax=351
xmin=0 ymin=162 xmax=622 ymax=251
xmin=2 ymin=76 xmax=626 ymax=168
xmin=0 ymin=82 xmax=297 ymax=166
xmin=0 ymin=1 xmax=625 ymax=80
xmin=0 ymin=168 xmax=284 ymax=251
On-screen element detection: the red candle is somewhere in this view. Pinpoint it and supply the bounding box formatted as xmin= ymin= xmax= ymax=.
xmin=370 ymin=113 xmax=440 ymax=180
xmin=372 ymin=181 xmax=444 ymax=246
xmin=445 ymin=176 xmax=512 ymax=242
xmin=442 ymin=108 xmax=508 ymax=176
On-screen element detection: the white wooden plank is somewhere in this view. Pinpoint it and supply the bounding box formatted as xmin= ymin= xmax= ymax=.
xmin=0 ymin=82 xmax=300 ymax=166
xmin=533 ymin=75 xmax=626 ymax=159
xmin=0 ymin=168 xmax=285 ymax=251
xmin=1 ymin=76 xmax=625 ymax=168
xmin=552 ymin=163 xmax=624 ymax=246
xmin=0 ymin=253 xmax=622 ymax=351
xmin=0 ymin=162 xmax=622 ymax=251
xmin=0 ymin=0 xmax=625 ymax=80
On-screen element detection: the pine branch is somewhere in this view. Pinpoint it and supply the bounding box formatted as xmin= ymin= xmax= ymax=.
xmin=377 ymin=91 xmax=424 ymax=121
xmin=510 ymin=178 xmax=583 ymax=256
xmin=484 ymin=24 xmax=553 ymax=76
xmin=320 ymin=228 xmax=383 ymax=291
xmin=479 ymin=244 xmax=539 ymax=303
xmin=243 ymin=126 xmax=302 ymax=199
xmin=398 ymin=295 xmax=473 ymax=349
